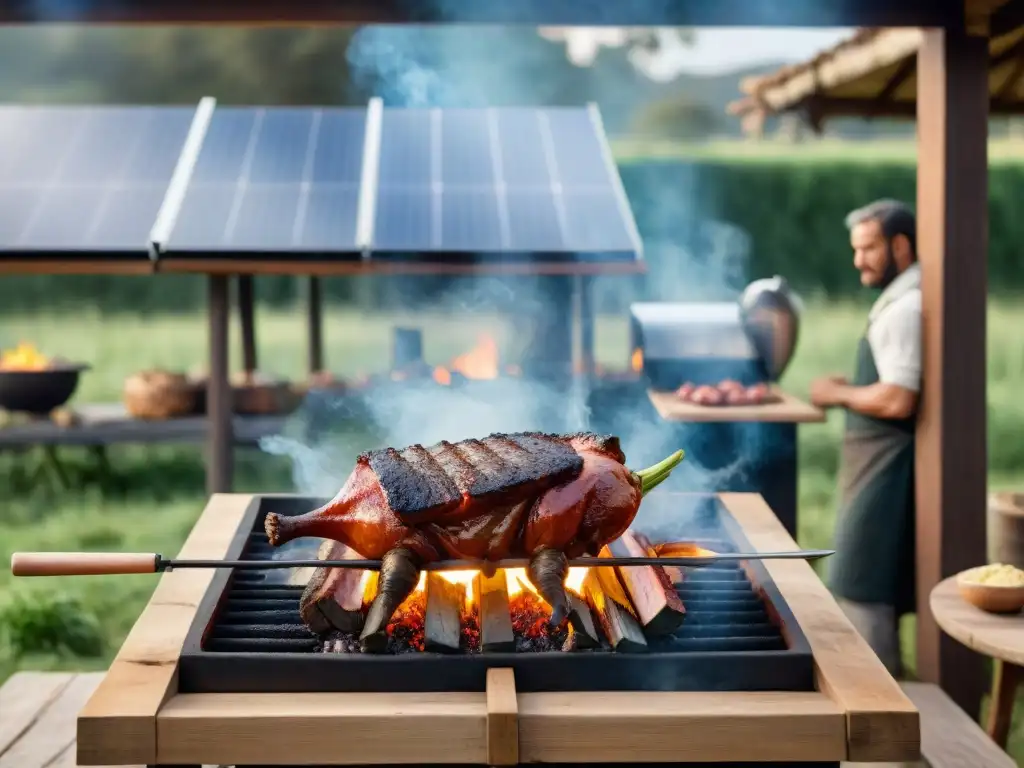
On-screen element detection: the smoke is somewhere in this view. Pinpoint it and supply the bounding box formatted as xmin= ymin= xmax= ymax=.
xmin=264 ymin=15 xmax=790 ymax=543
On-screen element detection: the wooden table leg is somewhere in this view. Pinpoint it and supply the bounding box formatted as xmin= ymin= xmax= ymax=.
xmin=986 ymin=660 xmax=1023 ymax=748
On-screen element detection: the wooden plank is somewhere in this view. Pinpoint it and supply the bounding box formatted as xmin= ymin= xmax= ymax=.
xmin=76 ymin=493 xmax=254 ymax=766
xmin=648 ymin=387 xmax=825 ymax=423
xmin=719 ymin=492 xmax=921 ymax=763
xmin=0 ymin=673 xmax=103 ymax=768
xmin=0 ymin=0 xmax=970 ymax=27
xmin=0 ymin=403 xmax=286 ymax=449
xmin=156 ymin=692 xmax=487 ymax=765
xmin=477 ymin=571 xmax=515 ymax=652
xmin=518 ymin=690 xmax=846 ymax=763
xmin=0 ymin=672 xmax=74 ymax=758
xmin=156 ymin=257 xmax=647 ymax=277
xmin=915 ymin=26 xmax=990 ymax=719
xmin=0 ymin=260 xmax=153 ymax=276
xmin=901 ymin=682 xmax=1017 ymax=768
xmin=486 ymin=669 xmax=519 ymax=766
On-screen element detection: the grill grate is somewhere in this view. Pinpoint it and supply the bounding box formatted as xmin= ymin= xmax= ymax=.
xmin=179 ymin=495 xmax=815 ymax=694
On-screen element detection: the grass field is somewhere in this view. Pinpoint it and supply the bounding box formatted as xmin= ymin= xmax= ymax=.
xmin=611 ymin=135 xmax=1024 ymax=164
xmin=1 ymin=300 xmax=1022 ymax=759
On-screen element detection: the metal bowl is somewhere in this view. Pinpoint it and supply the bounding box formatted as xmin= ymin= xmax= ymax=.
xmin=0 ymin=362 xmax=89 ymax=415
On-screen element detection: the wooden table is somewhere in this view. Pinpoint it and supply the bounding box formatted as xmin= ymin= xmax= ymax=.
xmin=930 ymin=575 xmax=1024 ymax=749
xmin=648 ymin=389 xmax=826 ymax=539
xmin=71 ymin=492 xmax=919 ymax=766
xmin=0 ymin=404 xmax=288 ymax=448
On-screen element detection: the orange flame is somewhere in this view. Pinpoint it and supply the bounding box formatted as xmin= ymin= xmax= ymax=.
xmin=366 ymin=566 xmax=590 ymax=610
xmin=0 ymin=342 xmax=50 ymax=371
xmin=631 ymin=348 xmax=643 ymax=373
xmin=433 ymin=334 xmax=501 ymax=385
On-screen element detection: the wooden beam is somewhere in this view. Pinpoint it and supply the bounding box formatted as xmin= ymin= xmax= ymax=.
xmin=206 ymin=274 xmax=233 ymax=494
xmin=155 ymin=258 xmax=646 ymax=277
xmin=915 ymin=26 xmax=989 ymax=719
xmin=0 ymin=0 xmax=968 ymax=27
xmin=875 ymin=56 xmax=918 ymax=107
xmin=237 ymin=274 xmax=257 ymax=374
xmin=306 ymin=276 xmax=324 ymax=375
xmin=485 ymin=669 xmax=519 ymax=766
xmin=799 ymin=93 xmax=1024 ymax=121
xmin=990 ymin=0 xmax=1024 ymax=37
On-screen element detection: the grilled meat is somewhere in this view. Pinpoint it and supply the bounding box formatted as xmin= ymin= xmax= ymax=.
xmin=265 ymin=431 xmax=683 ymax=652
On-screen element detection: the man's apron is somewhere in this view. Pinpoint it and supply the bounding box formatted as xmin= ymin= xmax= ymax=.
xmin=828 ymin=312 xmax=918 ymax=616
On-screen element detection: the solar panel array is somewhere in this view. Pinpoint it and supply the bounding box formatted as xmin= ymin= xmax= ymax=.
xmin=371 ymin=106 xmax=638 ymax=256
xmin=0 ymin=100 xmax=641 ymax=262
xmin=0 ymin=105 xmax=194 ymax=255
xmin=168 ymin=107 xmax=367 ymax=254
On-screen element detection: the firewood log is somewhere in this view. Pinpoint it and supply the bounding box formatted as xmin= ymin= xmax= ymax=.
xmin=631 ymin=531 xmax=684 ymax=585
xmin=476 ymin=571 xmax=515 ymax=652
xmin=565 ymin=591 xmax=601 ymax=650
xmin=299 ymin=541 xmax=372 ymax=635
xmin=582 ymin=570 xmax=647 ymax=653
xmin=604 ymin=531 xmax=685 ymax=637
xmin=424 ymin=572 xmax=463 ymax=653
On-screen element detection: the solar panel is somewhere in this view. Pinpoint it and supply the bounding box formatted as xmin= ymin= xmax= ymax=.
xmin=0 ymin=105 xmax=195 ymax=254
xmin=369 ymin=105 xmax=640 ymax=260
xmin=164 ymin=106 xmax=368 ymax=255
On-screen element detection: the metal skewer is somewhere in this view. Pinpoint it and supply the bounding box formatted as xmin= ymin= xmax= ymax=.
xmin=10 ymin=550 xmax=834 ymax=577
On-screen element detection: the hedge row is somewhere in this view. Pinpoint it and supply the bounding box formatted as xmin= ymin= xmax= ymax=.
xmin=1 ymin=160 xmax=1020 ymax=313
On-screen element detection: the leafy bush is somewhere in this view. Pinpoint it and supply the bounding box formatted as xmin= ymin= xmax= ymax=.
xmin=0 ymin=592 xmax=105 ymax=658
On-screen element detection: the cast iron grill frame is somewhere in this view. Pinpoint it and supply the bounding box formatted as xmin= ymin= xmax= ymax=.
xmin=178 ymin=494 xmax=815 ymax=694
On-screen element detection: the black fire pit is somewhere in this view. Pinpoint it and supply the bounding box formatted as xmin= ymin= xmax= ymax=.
xmin=178 ymin=495 xmax=815 ymax=695
xmin=0 ymin=362 xmax=89 ymax=414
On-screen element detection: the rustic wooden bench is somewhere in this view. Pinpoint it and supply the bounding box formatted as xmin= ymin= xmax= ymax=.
xmin=898 ymin=682 xmax=1016 ymax=768
xmin=0 ymin=672 xmax=1012 ymax=767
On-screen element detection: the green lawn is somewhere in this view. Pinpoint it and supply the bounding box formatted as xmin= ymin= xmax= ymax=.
xmin=1 ymin=300 xmax=1022 ymax=759
xmin=611 ymin=135 xmax=1024 ymax=165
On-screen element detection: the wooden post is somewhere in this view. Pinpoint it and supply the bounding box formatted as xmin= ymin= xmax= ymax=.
xmin=207 ymin=274 xmax=233 ymax=494
xmin=237 ymin=274 xmax=257 ymax=374
xmin=307 ymin=276 xmax=324 ymax=375
xmin=578 ymin=275 xmax=595 ymax=377
xmin=915 ymin=26 xmax=988 ymax=718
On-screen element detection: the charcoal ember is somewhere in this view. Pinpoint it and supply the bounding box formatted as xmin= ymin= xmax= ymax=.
xmin=509 ymin=591 xmax=569 ymax=653
xmin=461 ymin=603 xmax=481 ymax=653
xmin=321 ymin=632 xmax=361 ymax=654
xmin=386 ymin=593 xmax=426 ymax=653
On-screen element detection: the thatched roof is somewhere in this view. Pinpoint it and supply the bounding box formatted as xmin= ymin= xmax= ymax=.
xmin=728 ymin=3 xmax=1024 ymax=130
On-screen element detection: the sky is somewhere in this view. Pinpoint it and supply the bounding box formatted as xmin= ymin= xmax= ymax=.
xmin=660 ymin=27 xmax=855 ymax=74
xmin=541 ymin=27 xmax=855 ymax=81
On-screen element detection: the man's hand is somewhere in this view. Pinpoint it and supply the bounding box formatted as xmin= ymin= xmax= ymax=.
xmin=810 ymin=375 xmax=849 ymax=408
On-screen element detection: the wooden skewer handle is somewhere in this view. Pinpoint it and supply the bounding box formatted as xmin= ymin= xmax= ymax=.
xmin=11 ymin=552 xmax=160 ymax=576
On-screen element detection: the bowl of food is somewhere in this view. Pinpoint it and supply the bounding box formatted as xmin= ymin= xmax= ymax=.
xmin=957 ymin=563 xmax=1024 ymax=614
xmin=0 ymin=342 xmax=89 ymax=415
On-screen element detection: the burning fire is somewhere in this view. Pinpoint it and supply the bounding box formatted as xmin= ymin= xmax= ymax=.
xmin=631 ymin=348 xmax=643 ymax=373
xmin=433 ymin=334 xmax=517 ymax=385
xmin=408 ymin=566 xmax=589 ymax=607
xmin=0 ymin=342 xmax=50 ymax=371
xmin=353 ymin=566 xmax=588 ymax=614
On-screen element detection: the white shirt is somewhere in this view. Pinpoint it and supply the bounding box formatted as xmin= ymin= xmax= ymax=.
xmin=866 ymin=263 xmax=922 ymax=393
